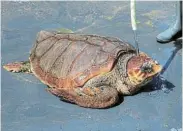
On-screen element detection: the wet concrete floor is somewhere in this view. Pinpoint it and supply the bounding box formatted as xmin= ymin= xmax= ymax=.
xmin=1 ymin=1 xmax=182 ymax=131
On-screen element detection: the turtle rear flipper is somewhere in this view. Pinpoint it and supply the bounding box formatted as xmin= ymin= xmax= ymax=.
xmin=3 ymin=61 xmax=32 ymax=73
xmin=47 ymin=86 xmax=119 ymax=109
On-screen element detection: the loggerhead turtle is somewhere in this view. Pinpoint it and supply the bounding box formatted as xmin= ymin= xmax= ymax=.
xmin=3 ymin=31 xmax=162 ymax=108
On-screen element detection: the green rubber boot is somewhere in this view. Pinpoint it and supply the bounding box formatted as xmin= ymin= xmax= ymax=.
xmin=156 ymin=1 xmax=182 ymax=43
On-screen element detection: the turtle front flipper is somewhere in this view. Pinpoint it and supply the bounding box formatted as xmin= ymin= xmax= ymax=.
xmin=3 ymin=61 xmax=32 ymax=73
xmin=47 ymin=86 xmax=119 ymax=109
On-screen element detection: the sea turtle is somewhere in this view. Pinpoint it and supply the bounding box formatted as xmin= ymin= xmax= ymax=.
xmin=3 ymin=30 xmax=162 ymax=108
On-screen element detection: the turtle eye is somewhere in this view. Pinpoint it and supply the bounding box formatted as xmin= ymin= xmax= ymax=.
xmin=140 ymin=62 xmax=153 ymax=73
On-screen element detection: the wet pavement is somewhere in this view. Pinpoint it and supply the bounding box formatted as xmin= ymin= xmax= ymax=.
xmin=1 ymin=1 xmax=182 ymax=131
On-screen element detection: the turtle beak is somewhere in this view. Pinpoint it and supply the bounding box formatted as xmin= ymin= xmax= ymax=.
xmin=152 ymin=62 xmax=162 ymax=75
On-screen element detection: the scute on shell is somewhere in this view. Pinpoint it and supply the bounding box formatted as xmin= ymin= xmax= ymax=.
xmin=30 ymin=30 xmax=136 ymax=89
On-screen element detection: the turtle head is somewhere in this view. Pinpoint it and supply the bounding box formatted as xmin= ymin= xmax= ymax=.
xmin=127 ymin=52 xmax=162 ymax=87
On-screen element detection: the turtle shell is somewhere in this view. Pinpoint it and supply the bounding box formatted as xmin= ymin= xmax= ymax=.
xmin=30 ymin=31 xmax=136 ymax=89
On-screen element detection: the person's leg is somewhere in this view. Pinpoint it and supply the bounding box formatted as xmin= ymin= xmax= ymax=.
xmin=156 ymin=1 xmax=182 ymax=43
